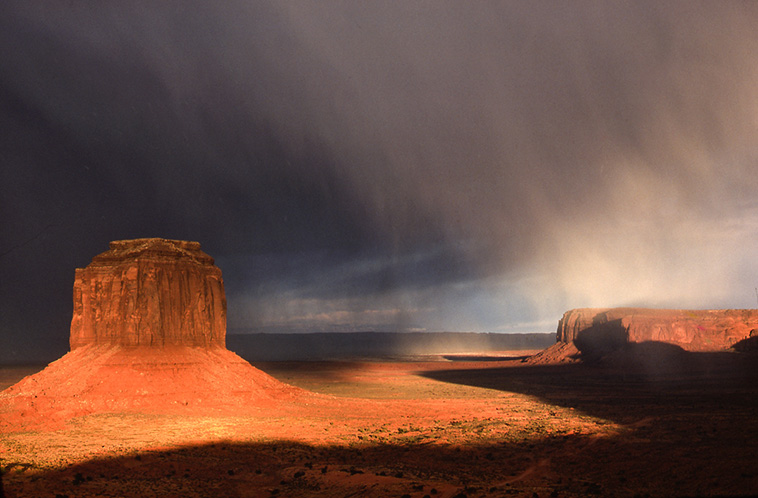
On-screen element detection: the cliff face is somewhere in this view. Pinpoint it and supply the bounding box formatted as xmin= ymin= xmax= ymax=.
xmin=556 ymin=307 xmax=758 ymax=354
xmin=69 ymin=238 xmax=226 ymax=349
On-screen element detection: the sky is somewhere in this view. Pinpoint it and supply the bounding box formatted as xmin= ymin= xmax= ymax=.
xmin=2 ymin=2 xmax=758 ymax=361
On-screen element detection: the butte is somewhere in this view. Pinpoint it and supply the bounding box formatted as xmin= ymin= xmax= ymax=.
xmin=0 ymin=238 xmax=305 ymax=430
xmin=529 ymin=306 xmax=758 ymax=363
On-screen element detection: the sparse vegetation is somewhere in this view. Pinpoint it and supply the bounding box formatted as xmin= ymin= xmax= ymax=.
xmin=2 ymin=353 xmax=757 ymax=497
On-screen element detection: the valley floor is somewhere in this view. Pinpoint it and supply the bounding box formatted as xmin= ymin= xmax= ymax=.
xmin=1 ymin=349 xmax=757 ymax=497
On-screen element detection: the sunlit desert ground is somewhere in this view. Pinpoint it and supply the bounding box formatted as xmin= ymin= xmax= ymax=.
xmin=2 ymin=349 xmax=757 ymax=497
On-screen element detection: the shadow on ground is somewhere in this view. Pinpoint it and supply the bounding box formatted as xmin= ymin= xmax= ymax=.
xmin=4 ymin=431 xmax=758 ymax=498
xmin=4 ymin=346 xmax=758 ymax=497
xmin=420 ymin=343 xmax=758 ymax=425
xmin=441 ymin=354 xmax=532 ymax=362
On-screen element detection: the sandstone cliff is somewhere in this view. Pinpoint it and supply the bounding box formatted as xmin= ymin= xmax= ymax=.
xmin=69 ymin=238 xmax=226 ymax=349
xmin=556 ymin=307 xmax=758 ymax=356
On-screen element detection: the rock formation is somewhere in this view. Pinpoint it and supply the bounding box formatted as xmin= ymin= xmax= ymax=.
xmin=70 ymin=238 xmax=226 ymax=349
xmin=1 ymin=238 xmax=307 ymax=431
xmin=533 ymin=307 xmax=758 ymax=362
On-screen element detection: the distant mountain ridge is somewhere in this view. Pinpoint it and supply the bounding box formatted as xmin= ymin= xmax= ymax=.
xmin=227 ymin=331 xmax=554 ymax=361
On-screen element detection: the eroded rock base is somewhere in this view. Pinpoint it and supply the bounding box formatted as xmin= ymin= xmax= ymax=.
xmin=551 ymin=307 xmax=758 ymax=361
xmin=0 ymin=345 xmax=305 ymax=431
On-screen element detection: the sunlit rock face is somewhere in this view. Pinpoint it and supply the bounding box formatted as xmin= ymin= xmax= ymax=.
xmin=1 ymin=239 xmax=305 ymax=432
xmin=557 ymin=307 xmax=758 ymax=355
xmin=70 ymin=238 xmax=226 ymax=349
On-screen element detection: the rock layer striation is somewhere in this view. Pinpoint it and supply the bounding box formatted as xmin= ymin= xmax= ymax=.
xmin=556 ymin=307 xmax=758 ymax=356
xmin=70 ymin=238 xmax=226 ymax=349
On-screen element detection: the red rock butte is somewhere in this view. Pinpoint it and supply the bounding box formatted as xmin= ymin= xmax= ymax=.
xmin=529 ymin=307 xmax=758 ymax=363
xmin=0 ymin=238 xmax=306 ymax=431
xmin=70 ymin=238 xmax=226 ymax=349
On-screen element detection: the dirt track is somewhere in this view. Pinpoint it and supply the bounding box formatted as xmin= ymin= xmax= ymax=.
xmin=2 ymin=350 xmax=757 ymax=497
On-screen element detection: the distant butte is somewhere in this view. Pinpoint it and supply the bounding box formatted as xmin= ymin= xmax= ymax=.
xmin=0 ymin=238 xmax=305 ymax=431
xmin=529 ymin=307 xmax=758 ymax=363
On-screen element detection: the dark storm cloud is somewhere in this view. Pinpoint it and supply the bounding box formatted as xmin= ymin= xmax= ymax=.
xmin=2 ymin=2 xmax=758 ymax=357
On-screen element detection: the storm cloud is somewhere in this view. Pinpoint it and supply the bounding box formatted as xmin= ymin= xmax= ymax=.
xmin=2 ymin=1 xmax=758 ymax=359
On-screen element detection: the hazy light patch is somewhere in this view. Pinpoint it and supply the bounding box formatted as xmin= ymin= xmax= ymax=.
xmin=229 ymin=290 xmax=435 ymax=333
xmin=228 ymin=274 xmax=555 ymax=334
xmin=492 ymin=319 xmax=559 ymax=335
xmin=523 ymin=156 xmax=758 ymax=311
xmin=279 ymin=301 xmax=431 ymax=332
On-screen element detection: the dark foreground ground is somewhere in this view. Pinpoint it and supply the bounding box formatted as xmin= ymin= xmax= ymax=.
xmin=1 ymin=347 xmax=757 ymax=497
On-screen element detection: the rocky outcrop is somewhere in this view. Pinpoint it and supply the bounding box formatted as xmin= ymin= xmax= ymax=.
xmin=556 ymin=307 xmax=758 ymax=357
xmin=1 ymin=238 xmax=309 ymax=432
xmin=70 ymin=238 xmax=226 ymax=349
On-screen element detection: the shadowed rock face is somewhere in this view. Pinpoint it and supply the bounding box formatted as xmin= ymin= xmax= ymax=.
xmin=70 ymin=238 xmax=226 ymax=349
xmin=557 ymin=308 xmax=758 ymax=356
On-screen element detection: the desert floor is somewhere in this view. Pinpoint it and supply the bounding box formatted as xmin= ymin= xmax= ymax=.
xmin=1 ymin=349 xmax=757 ymax=498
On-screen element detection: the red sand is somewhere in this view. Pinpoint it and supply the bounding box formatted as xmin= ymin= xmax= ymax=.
xmin=2 ymin=351 xmax=758 ymax=498
xmin=0 ymin=345 xmax=309 ymax=431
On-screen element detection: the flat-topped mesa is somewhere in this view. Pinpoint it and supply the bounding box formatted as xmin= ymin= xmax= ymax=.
xmin=557 ymin=307 xmax=758 ymax=355
xmin=70 ymin=238 xmax=226 ymax=349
